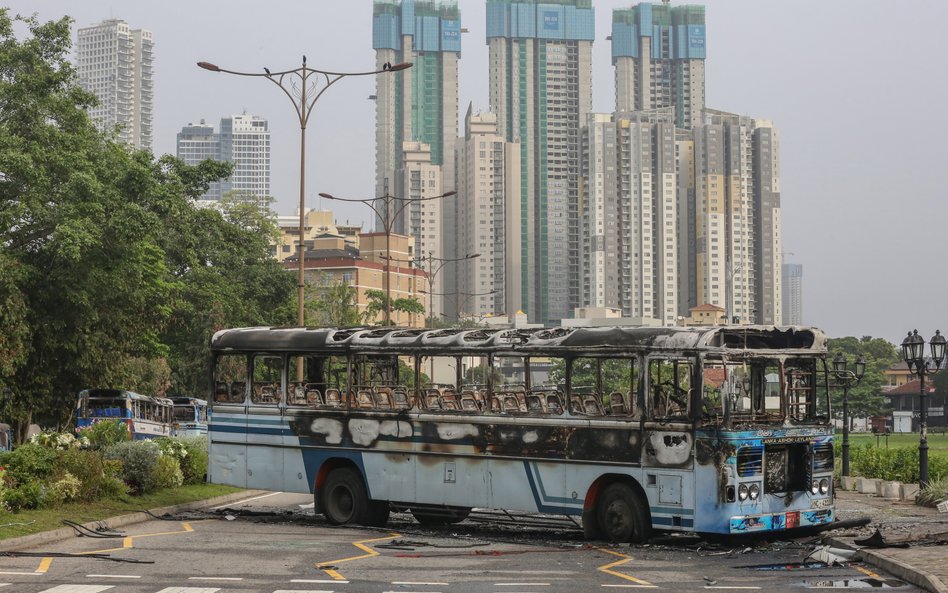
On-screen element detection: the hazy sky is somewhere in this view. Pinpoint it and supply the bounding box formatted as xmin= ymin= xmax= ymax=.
xmin=11 ymin=1 xmax=948 ymax=345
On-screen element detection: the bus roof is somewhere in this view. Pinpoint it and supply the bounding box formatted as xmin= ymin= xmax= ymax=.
xmin=211 ymin=325 xmax=827 ymax=356
xmin=78 ymin=389 xmax=173 ymax=405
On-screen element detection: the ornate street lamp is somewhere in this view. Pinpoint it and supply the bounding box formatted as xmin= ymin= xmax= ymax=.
xmin=318 ymin=191 xmax=456 ymax=326
xmin=197 ymin=58 xmax=411 ymax=330
xmin=900 ymin=329 xmax=946 ymax=487
xmin=830 ymin=352 xmax=866 ymax=477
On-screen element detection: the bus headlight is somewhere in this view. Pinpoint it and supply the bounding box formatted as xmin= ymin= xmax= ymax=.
xmin=819 ymin=478 xmax=830 ymax=495
xmin=738 ymin=484 xmax=749 ymax=501
xmin=811 ymin=480 xmax=820 ymax=495
xmin=748 ymin=483 xmax=760 ymax=500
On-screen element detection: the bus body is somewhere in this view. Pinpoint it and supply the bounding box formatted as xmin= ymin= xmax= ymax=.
xmin=169 ymin=396 xmax=209 ymax=438
xmin=76 ymin=389 xmax=173 ymax=440
xmin=208 ymin=325 xmax=833 ymax=540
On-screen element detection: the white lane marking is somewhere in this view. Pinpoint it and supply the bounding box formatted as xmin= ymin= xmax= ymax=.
xmin=37 ymin=586 xmax=114 ymax=593
xmin=704 ymin=588 xmax=762 ymax=590
xmin=0 ymin=572 xmax=44 ymax=576
xmin=156 ymin=588 xmax=222 ymax=593
xmin=495 ymin=584 xmax=550 ymax=587
xmin=291 ymin=579 xmax=350 ymax=584
xmin=187 ymin=577 xmax=243 ymax=581
xmin=601 ymin=586 xmax=660 ymax=589
xmin=86 ymin=574 xmax=140 ymax=579
xmin=392 ymin=582 xmax=450 ymax=586
xmin=210 ymin=490 xmax=283 ymax=508
xmin=274 ymin=590 xmax=334 ymax=593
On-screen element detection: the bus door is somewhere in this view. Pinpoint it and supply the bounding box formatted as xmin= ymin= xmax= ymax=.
xmin=246 ymin=354 xmax=284 ymax=490
xmin=210 ymin=353 xmax=250 ymax=487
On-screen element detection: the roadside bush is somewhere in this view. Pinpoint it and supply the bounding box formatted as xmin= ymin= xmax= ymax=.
xmin=151 ymin=455 xmax=183 ymax=490
xmin=80 ymin=420 xmax=129 ymax=449
xmin=46 ymin=472 xmax=81 ymax=506
xmin=2 ymin=479 xmax=44 ymax=512
xmin=0 ymin=443 xmax=58 ymax=485
xmin=29 ymin=431 xmax=88 ymax=450
xmin=917 ymin=476 xmax=948 ymax=507
xmin=176 ymin=437 xmax=208 ymax=485
xmin=53 ymin=447 xmax=126 ymax=501
xmin=847 ymin=443 xmax=948 ymax=483
xmin=104 ymin=441 xmax=160 ymax=495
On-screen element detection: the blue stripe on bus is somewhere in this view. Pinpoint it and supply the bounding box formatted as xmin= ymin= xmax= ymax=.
xmin=651 ymin=506 xmax=694 ymax=516
xmin=522 ymin=461 xmax=582 ymax=515
xmin=210 ymin=424 xmax=289 ymax=436
xmin=652 ymin=515 xmax=694 ymax=528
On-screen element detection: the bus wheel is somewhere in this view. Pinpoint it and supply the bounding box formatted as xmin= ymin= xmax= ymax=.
xmin=597 ymin=483 xmax=650 ymax=543
xmin=410 ymin=506 xmax=471 ymax=526
xmin=364 ymin=499 xmax=391 ymax=527
xmin=320 ymin=468 xmax=368 ymax=525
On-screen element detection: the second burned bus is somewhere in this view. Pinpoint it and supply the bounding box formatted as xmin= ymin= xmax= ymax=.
xmin=208 ymin=325 xmax=835 ymax=541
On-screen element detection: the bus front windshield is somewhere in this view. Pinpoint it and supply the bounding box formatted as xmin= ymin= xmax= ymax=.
xmin=702 ymin=357 xmax=829 ymax=425
xmin=83 ymin=398 xmax=127 ymax=419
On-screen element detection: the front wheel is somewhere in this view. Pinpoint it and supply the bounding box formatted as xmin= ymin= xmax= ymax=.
xmin=319 ymin=467 xmax=389 ymax=527
xmin=596 ymin=483 xmax=651 ymax=543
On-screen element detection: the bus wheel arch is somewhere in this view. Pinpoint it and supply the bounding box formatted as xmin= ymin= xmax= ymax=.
xmin=583 ymin=474 xmax=651 ymax=543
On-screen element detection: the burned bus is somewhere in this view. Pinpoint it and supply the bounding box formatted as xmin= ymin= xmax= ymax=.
xmin=207 ymin=325 xmax=833 ymax=541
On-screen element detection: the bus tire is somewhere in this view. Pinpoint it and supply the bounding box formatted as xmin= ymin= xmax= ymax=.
xmin=364 ymin=499 xmax=391 ymax=527
xmin=320 ymin=467 xmax=369 ymax=525
xmin=596 ymin=483 xmax=651 ymax=543
xmin=410 ymin=506 xmax=471 ymax=526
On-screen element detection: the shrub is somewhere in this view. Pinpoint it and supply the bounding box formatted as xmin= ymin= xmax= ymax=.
xmin=80 ymin=420 xmax=129 ymax=449
xmin=29 ymin=431 xmax=88 ymax=450
xmin=104 ymin=441 xmax=160 ymax=494
xmin=151 ymin=455 xmax=183 ymax=490
xmin=53 ymin=448 xmax=126 ymax=501
xmin=917 ymin=476 xmax=948 ymax=507
xmin=46 ymin=472 xmax=81 ymax=506
xmin=173 ymin=437 xmax=207 ymax=485
xmin=0 ymin=444 xmax=57 ymax=485
xmin=2 ymin=479 xmax=44 ymax=512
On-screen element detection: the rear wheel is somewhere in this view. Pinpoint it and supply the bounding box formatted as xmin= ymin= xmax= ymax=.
xmin=596 ymin=483 xmax=651 ymax=543
xmin=410 ymin=505 xmax=471 ymax=526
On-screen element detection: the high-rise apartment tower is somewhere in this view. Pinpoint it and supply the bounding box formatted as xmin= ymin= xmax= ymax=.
xmin=487 ymin=0 xmax=594 ymax=325
xmin=76 ymin=19 xmax=154 ymax=150
xmin=782 ymin=263 xmax=802 ymax=325
xmin=612 ymin=4 xmax=705 ymax=129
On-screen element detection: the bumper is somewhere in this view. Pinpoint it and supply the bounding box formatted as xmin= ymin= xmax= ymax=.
xmin=729 ymin=508 xmax=833 ymax=533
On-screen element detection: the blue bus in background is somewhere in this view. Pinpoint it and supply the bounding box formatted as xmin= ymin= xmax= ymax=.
xmin=169 ymin=396 xmax=209 ymax=438
xmin=76 ymin=389 xmax=173 ymax=440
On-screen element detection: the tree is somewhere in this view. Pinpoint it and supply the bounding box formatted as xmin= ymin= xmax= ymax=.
xmin=0 ymin=12 xmax=295 ymax=436
xmin=826 ymin=336 xmax=900 ymax=428
xmin=305 ymin=276 xmax=362 ymax=327
xmin=362 ymin=289 xmax=424 ymax=326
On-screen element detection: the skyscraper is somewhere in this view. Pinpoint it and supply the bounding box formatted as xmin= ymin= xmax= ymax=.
xmin=611 ymin=3 xmax=705 ymax=129
xmin=76 ymin=19 xmax=154 ymax=150
xmin=455 ymin=106 xmax=521 ymax=319
xmin=175 ymin=115 xmax=271 ymax=203
xmin=373 ymin=0 xmax=461 ymax=318
xmin=782 ymin=263 xmax=803 ymax=325
xmin=486 ymin=0 xmax=594 ymax=325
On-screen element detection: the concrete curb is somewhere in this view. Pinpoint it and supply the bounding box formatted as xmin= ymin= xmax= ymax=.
xmin=825 ymin=536 xmax=948 ymax=593
xmin=0 ymin=489 xmax=269 ymax=552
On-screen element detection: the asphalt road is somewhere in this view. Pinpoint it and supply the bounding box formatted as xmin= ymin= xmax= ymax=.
xmin=0 ymin=491 xmax=920 ymax=593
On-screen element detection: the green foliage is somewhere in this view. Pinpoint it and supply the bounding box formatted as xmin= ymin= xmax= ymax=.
xmin=2 ymin=480 xmax=44 ymax=512
xmin=80 ymin=420 xmax=129 ymax=449
xmin=0 ymin=10 xmax=295 ymax=429
xmin=0 ymin=444 xmax=57 ymax=484
xmin=842 ymin=442 xmax=948 ymax=483
xmin=917 ymin=476 xmax=948 ymax=507
xmin=53 ymin=447 xmax=125 ymax=501
xmin=827 ymin=336 xmax=900 ymax=423
xmin=151 ymin=455 xmax=183 ymax=490
xmin=28 ymin=431 xmax=88 ymax=450
xmin=306 ymin=277 xmax=362 ymax=327
xmin=103 ymin=441 xmax=160 ymax=495
xmin=46 ymin=472 xmax=80 ymax=506
xmin=363 ymin=289 xmax=424 ymax=326
xmin=176 ymin=437 xmax=208 ymax=485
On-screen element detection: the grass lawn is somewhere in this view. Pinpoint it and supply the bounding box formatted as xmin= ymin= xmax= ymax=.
xmin=0 ymin=483 xmax=243 ymax=541
xmin=845 ymin=431 xmax=948 ymax=458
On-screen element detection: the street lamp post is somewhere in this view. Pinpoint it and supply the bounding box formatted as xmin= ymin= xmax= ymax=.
xmin=197 ymin=58 xmax=411 ymax=329
xmin=830 ymin=352 xmax=866 ymax=477
xmin=318 ymin=191 xmax=456 ymax=326
xmin=900 ymin=329 xmax=946 ymax=488
xmin=417 ymin=252 xmax=480 ymax=327
xmin=423 ymin=289 xmax=499 ymax=321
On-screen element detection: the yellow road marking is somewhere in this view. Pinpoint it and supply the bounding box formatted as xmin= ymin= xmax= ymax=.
xmin=854 ymin=565 xmax=883 ymax=579
xmin=42 ymin=521 xmax=198 ymax=570
xmin=35 ymin=557 xmax=52 ymax=573
xmin=596 ymin=548 xmax=656 ymax=587
xmin=315 ymin=533 xmax=400 ymax=580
